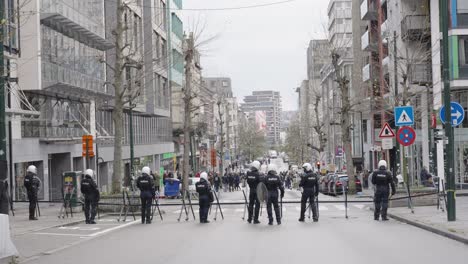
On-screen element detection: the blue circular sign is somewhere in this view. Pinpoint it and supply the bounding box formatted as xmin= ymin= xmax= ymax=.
xmin=440 ymin=102 xmax=465 ymax=126
xmin=397 ymin=126 xmax=416 ymax=146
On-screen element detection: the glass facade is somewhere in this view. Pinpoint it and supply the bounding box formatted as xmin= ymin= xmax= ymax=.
xmin=22 ymin=97 xmax=90 ymax=138
xmin=41 ymin=26 xmax=106 ymax=93
xmin=3 ymin=0 xmax=18 ymax=51
xmin=40 ymin=0 xmax=105 ymax=37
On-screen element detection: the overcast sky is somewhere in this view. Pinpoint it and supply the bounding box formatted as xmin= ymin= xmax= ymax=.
xmin=182 ymin=0 xmax=329 ymax=111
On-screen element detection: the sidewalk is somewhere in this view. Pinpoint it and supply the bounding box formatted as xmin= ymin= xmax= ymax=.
xmin=388 ymin=197 xmax=468 ymax=244
xmin=9 ymin=203 xmax=85 ymax=236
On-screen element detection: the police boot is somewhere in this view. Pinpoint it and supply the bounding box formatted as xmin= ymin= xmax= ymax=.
xmin=253 ymin=219 xmax=261 ymax=224
xmin=381 ymin=209 xmax=389 ymax=221
xmin=374 ymin=213 xmax=379 ymax=221
xmin=275 ymin=209 xmax=281 ymax=225
xmin=29 ymin=208 xmax=38 ymax=220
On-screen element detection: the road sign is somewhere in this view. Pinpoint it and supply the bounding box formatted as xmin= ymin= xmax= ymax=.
xmin=379 ymin=122 xmax=395 ymax=138
xmin=439 ymin=102 xmax=465 ymax=126
xmin=397 ymin=126 xmax=416 ymax=146
xmin=82 ymin=135 xmax=94 ymax=157
xmin=382 ymin=138 xmax=393 ymax=150
xmin=335 ymin=146 xmax=343 ymax=157
xmin=395 ymin=106 xmax=414 ymax=126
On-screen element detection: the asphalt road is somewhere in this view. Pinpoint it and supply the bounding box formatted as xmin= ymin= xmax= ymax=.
xmin=14 ymin=190 xmax=468 ymax=264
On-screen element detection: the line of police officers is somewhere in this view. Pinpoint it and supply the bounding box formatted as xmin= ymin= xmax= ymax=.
xmin=22 ymin=158 xmax=395 ymax=224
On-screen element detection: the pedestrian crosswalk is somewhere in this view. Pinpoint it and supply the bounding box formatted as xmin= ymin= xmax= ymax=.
xmin=170 ymin=204 xmax=370 ymax=214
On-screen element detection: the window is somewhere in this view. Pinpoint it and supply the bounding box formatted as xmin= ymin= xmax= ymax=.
xmin=459 ymin=37 xmax=468 ymax=79
xmin=161 ymin=1 xmax=167 ymax=31
xmin=161 ymin=39 xmax=167 ymax=66
xmin=134 ymin=14 xmax=139 ymax=51
xmin=153 ymin=31 xmax=161 ymax=63
xmin=222 ymin=81 xmax=228 ymax=87
xmin=154 ymin=73 xmax=161 ymax=107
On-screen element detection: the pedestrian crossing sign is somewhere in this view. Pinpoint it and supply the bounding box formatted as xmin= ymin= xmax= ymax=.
xmin=394 ymin=106 xmax=414 ymax=126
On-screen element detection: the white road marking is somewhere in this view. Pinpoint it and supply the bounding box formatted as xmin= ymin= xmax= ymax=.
xmin=33 ymin=233 xmax=87 ymax=237
xmin=89 ymin=220 xmax=139 ymax=237
xmin=33 ymin=221 xmax=138 ymax=238
xmin=319 ymin=205 xmax=329 ymax=211
xmin=333 ymin=205 xmax=346 ymax=210
xmin=353 ymin=204 xmax=365 ymax=209
xmin=58 ymin=227 xmax=80 ymax=230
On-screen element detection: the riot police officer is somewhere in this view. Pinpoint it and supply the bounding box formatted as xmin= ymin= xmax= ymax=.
xmin=213 ymin=173 xmax=221 ymax=192
xmin=23 ymin=165 xmax=40 ymax=220
xmin=299 ymin=163 xmax=319 ymax=222
xmin=265 ymin=164 xmax=284 ymax=225
xmin=80 ymin=169 xmax=99 ymax=224
xmin=246 ymin=161 xmax=261 ymax=224
xmin=136 ymin=166 xmax=155 ymax=224
xmin=196 ymin=172 xmax=213 ymax=223
xmin=371 ymin=160 xmax=396 ymax=221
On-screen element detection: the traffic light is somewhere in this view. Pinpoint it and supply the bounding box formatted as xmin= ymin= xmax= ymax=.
xmin=434 ymin=129 xmax=444 ymax=142
xmin=316 ymin=162 xmax=321 ymax=171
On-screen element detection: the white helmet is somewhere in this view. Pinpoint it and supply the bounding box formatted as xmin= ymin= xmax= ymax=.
xmin=85 ymin=169 xmax=94 ymax=178
xmin=267 ymin=164 xmax=277 ymax=174
xmin=200 ymin=172 xmax=208 ymax=181
xmin=27 ymin=165 xmax=37 ymax=175
xmin=251 ymin=160 xmax=261 ymax=171
xmin=378 ymin=160 xmax=387 ymax=169
xmin=260 ymin=164 xmax=268 ymax=174
xmin=302 ymin=163 xmax=312 ymax=172
xmin=142 ymin=166 xmax=151 ymax=175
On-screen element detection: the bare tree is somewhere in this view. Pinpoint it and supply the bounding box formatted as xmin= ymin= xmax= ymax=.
xmin=238 ymin=118 xmax=267 ymax=162
xmin=102 ymin=0 xmax=144 ymax=193
xmin=285 ymin=117 xmax=307 ymax=165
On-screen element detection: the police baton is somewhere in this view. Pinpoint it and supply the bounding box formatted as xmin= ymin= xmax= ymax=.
xmin=241 ymin=189 xmax=248 ymax=220
xmin=36 ymin=200 xmax=41 ymax=217
xmin=280 ymin=195 xmax=283 ymax=219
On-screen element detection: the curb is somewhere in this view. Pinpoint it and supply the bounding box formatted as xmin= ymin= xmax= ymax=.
xmin=387 ymin=213 xmax=468 ymax=245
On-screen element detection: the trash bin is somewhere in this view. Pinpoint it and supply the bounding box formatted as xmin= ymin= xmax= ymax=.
xmin=164 ymin=179 xmax=180 ymax=198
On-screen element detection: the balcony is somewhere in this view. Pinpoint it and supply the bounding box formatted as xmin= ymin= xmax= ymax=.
xmin=401 ymin=15 xmax=430 ymax=41
xmin=22 ymin=121 xmax=85 ymax=140
xmin=410 ymin=63 xmax=432 ymax=85
xmin=381 ymin=20 xmax=389 ymax=38
xmin=361 ymin=0 xmax=378 ymax=21
xmin=382 ymin=56 xmax=390 ymax=74
xmin=41 ymin=62 xmax=111 ymax=100
xmin=363 ymin=63 xmax=379 ymax=83
xmin=361 ymin=30 xmax=378 ymax=52
xmin=363 ymin=64 xmax=371 ymax=82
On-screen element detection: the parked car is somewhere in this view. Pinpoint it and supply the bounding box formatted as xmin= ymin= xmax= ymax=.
xmin=320 ymin=173 xmax=335 ymax=194
xmin=328 ymin=175 xmax=362 ymax=195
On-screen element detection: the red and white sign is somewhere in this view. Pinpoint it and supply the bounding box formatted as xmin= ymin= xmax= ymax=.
xmin=255 ymin=111 xmax=267 ymax=134
xmin=397 ymin=126 xmax=416 ymax=147
xmin=379 ymin=122 xmax=395 ymax=138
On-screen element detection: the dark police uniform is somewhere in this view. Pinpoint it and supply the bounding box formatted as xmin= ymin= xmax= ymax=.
xmin=299 ymin=170 xmax=319 ymax=221
xmin=23 ymin=172 xmax=40 ymax=220
xmin=195 ymin=178 xmax=213 ymax=223
xmin=214 ymin=174 xmax=221 ymax=192
xmin=81 ymin=175 xmax=99 ymax=224
xmin=371 ymin=167 xmax=396 ymax=220
xmin=265 ymin=171 xmax=284 ymax=225
xmin=137 ymin=174 xmax=155 ymax=224
xmin=246 ymin=168 xmax=261 ymax=223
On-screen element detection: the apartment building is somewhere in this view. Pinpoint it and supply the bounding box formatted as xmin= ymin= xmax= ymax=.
xmin=241 ymin=91 xmax=282 ymax=147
